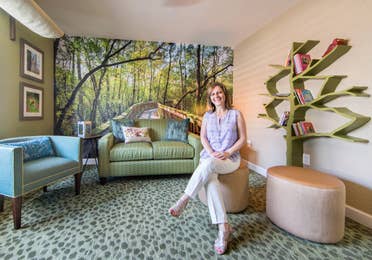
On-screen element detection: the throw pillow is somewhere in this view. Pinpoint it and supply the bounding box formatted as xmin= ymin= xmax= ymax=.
xmin=5 ymin=136 xmax=56 ymax=162
xmin=110 ymin=118 xmax=135 ymax=142
xmin=164 ymin=118 xmax=190 ymax=143
xmin=121 ymin=126 xmax=151 ymax=143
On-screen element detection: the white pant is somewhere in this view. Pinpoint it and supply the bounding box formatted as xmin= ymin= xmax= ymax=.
xmin=184 ymin=157 xmax=240 ymax=224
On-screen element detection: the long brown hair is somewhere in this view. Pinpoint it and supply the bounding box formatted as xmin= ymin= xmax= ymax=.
xmin=207 ymin=82 xmax=232 ymax=112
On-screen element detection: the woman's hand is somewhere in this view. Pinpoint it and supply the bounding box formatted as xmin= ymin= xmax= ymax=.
xmin=211 ymin=151 xmax=230 ymax=160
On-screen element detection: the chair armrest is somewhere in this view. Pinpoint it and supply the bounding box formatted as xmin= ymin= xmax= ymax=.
xmin=188 ymin=132 xmax=202 ymax=170
xmin=98 ymin=133 xmax=114 ymax=177
xmin=0 ymin=145 xmax=23 ymax=197
xmin=49 ymin=136 xmax=82 ymax=166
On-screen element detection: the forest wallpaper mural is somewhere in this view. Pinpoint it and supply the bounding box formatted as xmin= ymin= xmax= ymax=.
xmin=54 ymin=36 xmax=233 ymax=135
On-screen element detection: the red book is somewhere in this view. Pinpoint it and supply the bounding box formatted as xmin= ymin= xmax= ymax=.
xmin=302 ymin=122 xmax=315 ymax=134
xmin=322 ymin=38 xmax=348 ymax=57
xmin=293 ymin=54 xmax=311 ymax=74
xmin=295 ymin=88 xmax=305 ymax=104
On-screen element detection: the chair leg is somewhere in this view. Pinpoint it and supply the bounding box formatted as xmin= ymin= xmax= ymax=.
xmin=74 ymin=172 xmax=83 ymax=195
xmin=43 ymin=186 xmax=48 ymax=192
xmin=12 ymin=197 xmax=22 ymax=230
xmin=100 ymin=177 xmax=107 ymax=185
xmin=0 ymin=195 xmax=4 ymax=212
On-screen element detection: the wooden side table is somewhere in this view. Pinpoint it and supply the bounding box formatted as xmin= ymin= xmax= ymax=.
xmin=81 ymin=134 xmax=101 ymax=172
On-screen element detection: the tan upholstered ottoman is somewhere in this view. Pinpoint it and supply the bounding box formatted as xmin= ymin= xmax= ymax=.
xmin=266 ymin=166 xmax=345 ymax=243
xmin=198 ymin=166 xmax=250 ymax=213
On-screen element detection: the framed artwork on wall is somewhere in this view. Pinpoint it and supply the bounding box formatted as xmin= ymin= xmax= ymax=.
xmin=19 ymin=82 xmax=44 ymax=120
xmin=20 ymin=39 xmax=44 ymax=82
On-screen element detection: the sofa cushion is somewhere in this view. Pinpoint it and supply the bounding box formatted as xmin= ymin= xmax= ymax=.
xmin=164 ymin=118 xmax=190 ymax=143
xmin=152 ymin=141 xmax=194 ymax=160
xmin=5 ymin=136 xmax=55 ymax=162
xmin=111 ymin=118 xmax=135 ymax=142
xmin=110 ymin=142 xmax=153 ymax=161
xmin=121 ymin=126 xmax=151 ymax=143
xmin=24 ymin=156 xmax=79 ymax=185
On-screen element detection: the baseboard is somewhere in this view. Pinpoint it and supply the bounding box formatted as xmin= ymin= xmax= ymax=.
xmin=346 ymin=205 xmax=372 ymax=229
xmin=247 ymin=161 xmax=267 ymax=177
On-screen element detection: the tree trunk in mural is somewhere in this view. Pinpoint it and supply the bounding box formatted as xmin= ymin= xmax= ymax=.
xmin=163 ymin=43 xmax=174 ymax=104
xmin=54 ymin=40 xmax=165 ymax=134
xmin=195 ymin=45 xmax=202 ymax=105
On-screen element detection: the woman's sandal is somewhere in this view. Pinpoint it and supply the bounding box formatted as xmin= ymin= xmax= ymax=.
xmin=214 ymin=225 xmax=233 ymax=255
xmin=168 ymin=198 xmax=188 ymax=217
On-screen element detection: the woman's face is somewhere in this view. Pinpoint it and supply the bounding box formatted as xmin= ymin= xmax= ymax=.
xmin=209 ymin=86 xmax=226 ymax=108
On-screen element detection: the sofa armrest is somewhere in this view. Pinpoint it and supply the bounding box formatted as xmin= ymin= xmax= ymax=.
xmin=0 ymin=145 xmax=23 ymax=197
xmin=98 ymin=133 xmax=114 ymax=177
xmin=188 ymin=132 xmax=202 ymax=170
xmin=50 ymin=136 xmax=82 ymax=166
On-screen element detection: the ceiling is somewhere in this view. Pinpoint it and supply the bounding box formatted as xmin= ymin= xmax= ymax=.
xmin=35 ymin=0 xmax=303 ymax=48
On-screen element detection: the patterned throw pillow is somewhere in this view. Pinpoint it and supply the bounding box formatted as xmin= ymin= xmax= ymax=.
xmin=5 ymin=137 xmax=56 ymax=162
xmin=110 ymin=118 xmax=135 ymax=142
xmin=164 ymin=118 xmax=190 ymax=143
xmin=121 ymin=126 xmax=151 ymax=143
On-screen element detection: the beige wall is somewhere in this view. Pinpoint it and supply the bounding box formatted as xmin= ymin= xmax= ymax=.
xmin=234 ymin=0 xmax=372 ymax=214
xmin=0 ymin=9 xmax=54 ymax=138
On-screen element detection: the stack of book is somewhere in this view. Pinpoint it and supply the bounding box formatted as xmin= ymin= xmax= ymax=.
xmin=279 ymin=111 xmax=290 ymax=126
xmin=292 ymin=121 xmax=315 ymax=136
xmin=294 ymin=53 xmax=311 ymax=74
xmin=294 ymin=88 xmax=314 ymax=104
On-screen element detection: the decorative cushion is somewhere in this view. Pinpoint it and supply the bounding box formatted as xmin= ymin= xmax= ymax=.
xmin=110 ymin=118 xmax=135 ymax=142
xmin=121 ymin=126 xmax=151 ymax=143
xmin=164 ymin=118 xmax=190 ymax=143
xmin=6 ymin=137 xmax=55 ymax=162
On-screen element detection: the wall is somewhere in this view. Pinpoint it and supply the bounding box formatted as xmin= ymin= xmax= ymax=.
xmin=0 ymin=9 xmax=54 ymax=138
xmin=234 ymin=0 xmax=372 ymax=216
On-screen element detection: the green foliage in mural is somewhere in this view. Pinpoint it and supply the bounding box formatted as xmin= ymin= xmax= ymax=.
xmin=54 ymin=36 xmax=233 ymax=135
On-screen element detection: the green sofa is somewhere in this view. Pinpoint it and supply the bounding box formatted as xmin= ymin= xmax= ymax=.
xmin=98 ymin=119 xmax=202 ymax=183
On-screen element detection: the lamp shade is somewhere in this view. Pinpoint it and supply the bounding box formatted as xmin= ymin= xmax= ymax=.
xmin=0 ymin=0 xmax=64 ymax=38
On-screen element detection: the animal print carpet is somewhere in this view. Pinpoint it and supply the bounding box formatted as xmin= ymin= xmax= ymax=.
xmin=0 ymin=167 xmax=371 ymax=259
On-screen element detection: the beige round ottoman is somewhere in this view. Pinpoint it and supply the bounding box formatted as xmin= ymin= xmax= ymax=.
xmin=266 ymin=166 xmax=345 ymax=243
xmin=198 ymin=166 xmax=249 ymax=213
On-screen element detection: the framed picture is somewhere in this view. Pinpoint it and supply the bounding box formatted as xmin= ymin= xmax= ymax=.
xmin=19 ymin=82 xmax=44 ymax=120
xmin=20 ymin=39 xmax=44 ymax=82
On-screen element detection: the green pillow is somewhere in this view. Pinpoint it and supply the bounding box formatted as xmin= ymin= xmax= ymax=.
xmin=110 ymin=118 xmax=135 ymax=142
xmin=164 ymin=118 xmax=190 ymax=143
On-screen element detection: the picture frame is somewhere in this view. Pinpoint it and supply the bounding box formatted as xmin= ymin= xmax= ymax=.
xmin=20 ymin=39 xmax=44 ymax=82
xmin=19 ymin=82 xmax=44 ymax=120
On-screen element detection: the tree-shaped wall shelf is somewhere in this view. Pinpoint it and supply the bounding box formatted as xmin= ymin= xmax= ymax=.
xmin=259 ymin=40 xmax=370 ymax=166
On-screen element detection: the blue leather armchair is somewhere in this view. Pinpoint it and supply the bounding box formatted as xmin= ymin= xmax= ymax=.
xmin=0 ymin=135 xmax=82 ymax=229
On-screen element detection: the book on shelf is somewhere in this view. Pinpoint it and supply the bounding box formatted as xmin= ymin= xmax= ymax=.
xmin=292 ymin=121 xmax=316 ymax=136
xmin=279 ymin=111 xmax=290 ymax=126
xmin=293 ymin=53 xmax=311 ymax=75
xmin=294 ymin=88 xmax=314 ymax=104
xmin=322 ymin=38 xmax=348 ymax=57
xmin=301 ymin=89 xmax=314 ymax=103
xmin=302 ymin=121 xmax=315 ymax=134
xmin=294 ymin=88 xmax=305 ymax=104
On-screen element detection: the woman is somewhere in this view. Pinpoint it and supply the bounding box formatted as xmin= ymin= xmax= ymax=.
xmin=169 ymin=82 xmax=246 ymax=255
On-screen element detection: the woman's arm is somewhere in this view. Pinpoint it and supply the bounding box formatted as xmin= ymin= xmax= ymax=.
xmin=200 ymin=116 xmax=214 ymax=155
xmin=224 ymin=110 xmax=247 ymax=158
